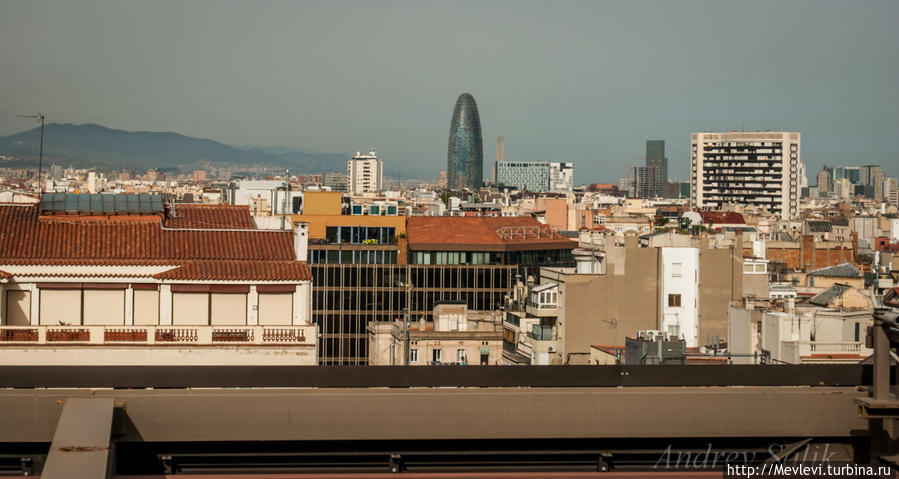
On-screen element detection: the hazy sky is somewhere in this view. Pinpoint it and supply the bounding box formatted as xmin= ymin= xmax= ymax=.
xmin=1 ymin=0 xmax=897 ymax=181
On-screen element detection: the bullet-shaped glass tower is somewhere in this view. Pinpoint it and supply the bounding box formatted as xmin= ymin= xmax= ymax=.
xmin=447 ymin=93 xmax=483 ymax=189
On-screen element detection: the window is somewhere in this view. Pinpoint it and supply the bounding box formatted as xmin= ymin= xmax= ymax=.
xmin=457 ymin=349 xmax=466 ymax=363
xmin=855 ymin=323 xmax=860 ymax=342
xmin=671 ymin=262 xmax=682 ymax=277
xmin=409 ymin=348 xmax=418 ymax=363
xmin=432 ymin=348 xmax=442 ymax=364
xmin=668 ymin=294 xmax=681 ymax=307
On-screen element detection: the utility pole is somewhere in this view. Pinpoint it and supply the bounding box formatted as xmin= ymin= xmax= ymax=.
xmin=18 ymin=113 xmax=45 ymax=195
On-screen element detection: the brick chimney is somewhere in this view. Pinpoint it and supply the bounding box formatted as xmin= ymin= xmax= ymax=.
xmin=800 ymin=235 xmax=815 ymax=270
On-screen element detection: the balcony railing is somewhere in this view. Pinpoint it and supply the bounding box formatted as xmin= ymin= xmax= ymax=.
xmin=0 ymin=325 xmax=311 ymax=346
xmin=798 ymin=341 xmax=864 ymax=357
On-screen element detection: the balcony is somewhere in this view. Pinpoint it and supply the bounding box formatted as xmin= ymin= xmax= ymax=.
xmin=0 ymin=325 xmax=317 ymax=365
xmin=0 ymin=325 xmax=311 ymax=345
xmin=525 ymin=300 xmax=559 ymax=317
xmin=529 ymin=324 xmax=557 ymax=342
xmin=798 ymin=341 xmax=868 ymax=360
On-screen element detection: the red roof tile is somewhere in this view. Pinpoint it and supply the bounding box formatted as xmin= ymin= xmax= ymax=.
xmin=0 ymin=270 xmax=10 ymax=279
xmin=700 ymin=211 xmax=746 ymax=225
xmin=153 ymin=260 xmax=310 ymax=281
xmin=0 ymin=205 xmax=293 ymax=261
xmin=0 ymin=205 xmax=308 ymax=282
xmin=165 ymin=204 xmax=256 ymax=229
xmin=406 ymin=216 xmax=576 ymax=252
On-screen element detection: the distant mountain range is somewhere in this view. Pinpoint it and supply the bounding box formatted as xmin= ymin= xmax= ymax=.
xmin=0 ymin=123 xmax=348 ymax=174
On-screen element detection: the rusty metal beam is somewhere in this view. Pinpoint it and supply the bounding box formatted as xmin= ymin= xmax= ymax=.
xmin=41 ymin=398 xmax=114 ymax=479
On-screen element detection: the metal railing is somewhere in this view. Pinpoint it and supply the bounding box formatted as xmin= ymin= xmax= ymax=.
xmin=0 ymin=325 xmax=311 ymax=346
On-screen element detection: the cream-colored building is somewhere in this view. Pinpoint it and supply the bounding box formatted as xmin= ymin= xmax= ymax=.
xmin=368 ymin=302 xmax=503 ymax=365
xmin=0 ymin=196 xmax=317 ymax=365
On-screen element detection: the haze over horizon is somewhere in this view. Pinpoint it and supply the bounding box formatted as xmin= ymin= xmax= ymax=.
xmin=1 ymin=0 xmax=897 ymax=182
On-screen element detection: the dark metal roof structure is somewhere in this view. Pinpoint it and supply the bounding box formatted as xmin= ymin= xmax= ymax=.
xmin=40 ymin=193 xmax=164 ymax=215
xmin=808 ymin=262 xmax=862 ymax=278
xmin=805 ymin=220 xmax=833 ymax=233
xmin=808 ymin=283 xmax=853 ymax=306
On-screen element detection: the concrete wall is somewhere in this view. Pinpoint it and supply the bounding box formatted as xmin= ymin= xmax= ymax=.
xmin=555 ymin=239 xmax=660 ymax=358
xmin=698 ymin=243 xmax=742 ymax=346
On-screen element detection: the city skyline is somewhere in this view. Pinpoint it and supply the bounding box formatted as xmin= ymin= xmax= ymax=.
xmin=1 ymin=0 xmax=897 ymax=182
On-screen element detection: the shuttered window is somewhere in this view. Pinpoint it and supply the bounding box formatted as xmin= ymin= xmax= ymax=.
xmin=83 ymin=290 xmax=125 ymax=325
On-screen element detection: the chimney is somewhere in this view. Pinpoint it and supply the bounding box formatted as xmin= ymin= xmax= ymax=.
xmin=293 ymin=222 xmax=309 ymax=262
xmin=800 ymin=235 xmax=815 ymax=270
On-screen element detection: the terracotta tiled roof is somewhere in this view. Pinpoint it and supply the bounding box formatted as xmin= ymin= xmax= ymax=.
xmin=0 ymin=270 xmax=10 ymax=279
xmin=700 ymin=211 xmax=746 ymax=225
xmin=0 ymin=204 xmax=308 ymax=282
xmin=0 ymin=205 xmax=293 ymax=261
xmin=153 ymin=260 xmax=310 ymax=281
xmin=406 ymin=216 xmax=576 ymax=252
xmin=165 ymin=204 xmax=256 ymax=229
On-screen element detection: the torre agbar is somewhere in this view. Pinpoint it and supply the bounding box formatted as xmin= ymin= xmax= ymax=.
xmin=447 ymin=93 xmax=484 ymax=189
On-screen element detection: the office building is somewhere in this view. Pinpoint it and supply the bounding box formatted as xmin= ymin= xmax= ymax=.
xmin=323 ymin=172 xmax=348 ymax=192
xmin=347 ymin=149 xmax=383 ymax=195
xmin=447 ymin=93 xmax=484 ymax=189
xmin=497 ymin=161 xmax=574 ymax=193
xmin=495 ymin=136 xmax=504 ymax=184
xmin=690 ymin=131 xmax=802 ymax=219
xmin=291 ymin=194 xmax=551 ymax=365
xmin=549 ymin=162 xmax=574 ymax=193
xmin=627 ymin=165 xmax=661 ymax=198
xmin=861 ymin=165 xmax=884 ymax=187
xmin=817 ymin=168 xmax=832 ymax=195
xmin=645 ymin=140 xmax=667 ymax=197
xmin=844 ymin=166 xmax=860 ymax=185
xmin=497 ymin=161 xmax=549 ymax=192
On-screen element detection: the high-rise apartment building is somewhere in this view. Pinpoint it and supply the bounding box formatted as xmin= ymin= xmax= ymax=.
xmin=874 ymin=171 xmax=887 ymax=201
xmin=690 ymin=132 xmax=802 ymax=219
xmin=817 ymin=168 xmax=832 ymax=195
xmin=347 ymin=149 xmax=383 ymax=195
xmin=645 ymin=140 xmax=667 ymax=197
xmin=884 ymin=177 xmax=898 ymax=206
xmin=447 ymin=93 xmax=484 ymax=189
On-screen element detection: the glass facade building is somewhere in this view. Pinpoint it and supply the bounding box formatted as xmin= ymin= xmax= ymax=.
xmin=447 ymin=93 xmax=484 ymax=189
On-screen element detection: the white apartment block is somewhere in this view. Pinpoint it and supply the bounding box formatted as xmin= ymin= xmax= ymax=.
xmin=691 ymin=132 xmax=802 ymax=219
xmin=660 ymin=247 xmax=699 ymax=347
xmin=549 ymin=162 xmax=574 ymax=193
xmin=347 ymin=149 xmax=383 ymax=195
